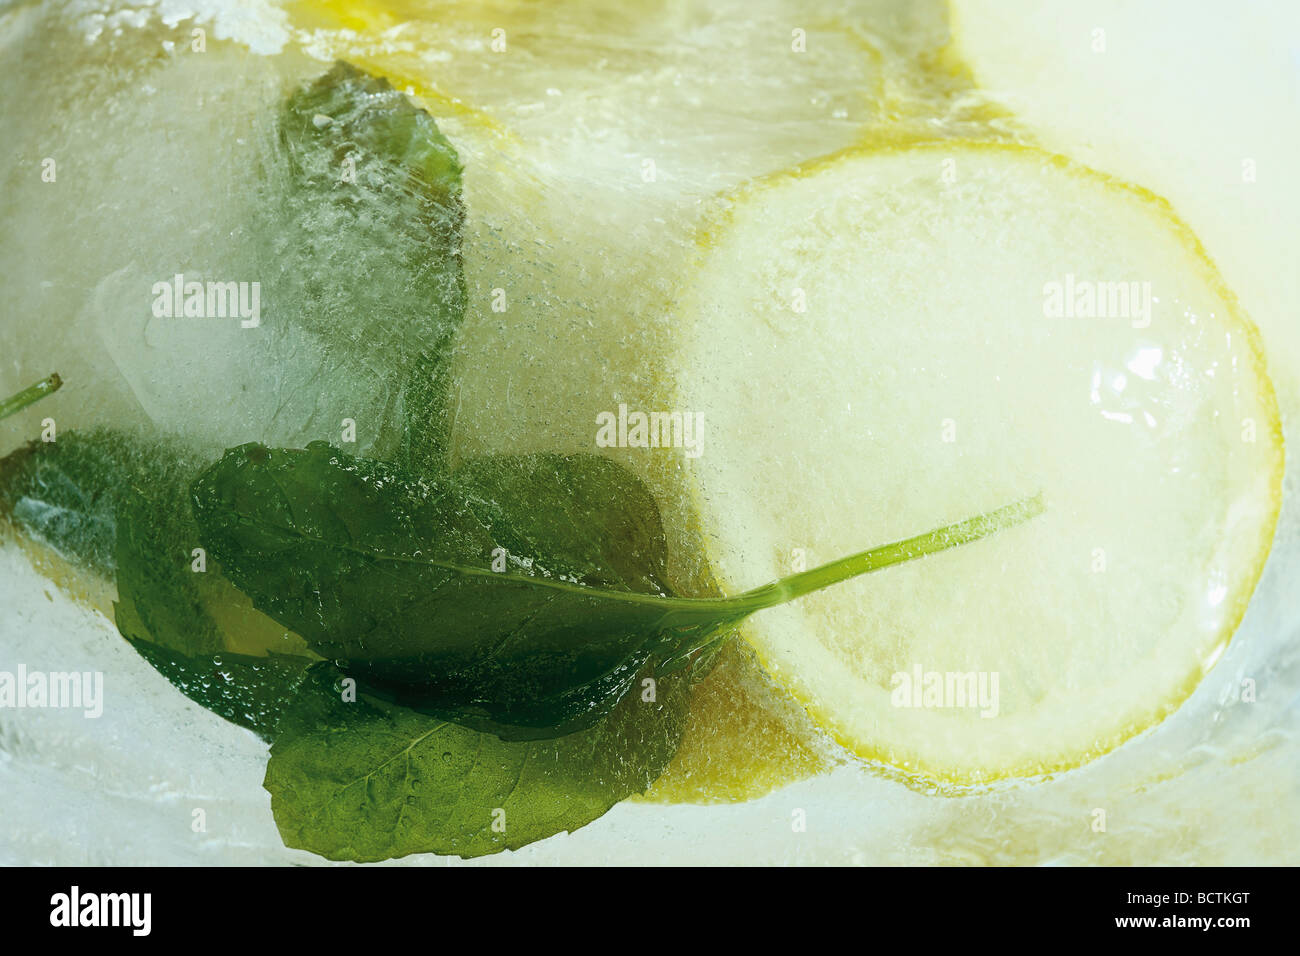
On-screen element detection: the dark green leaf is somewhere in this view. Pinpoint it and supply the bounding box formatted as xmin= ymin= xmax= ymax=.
xmin=192 ymin=441 xmax=1044 ymax=738
xmin=126 ymin=640 xmax=317 ymax=741
xmin=192 ymin=441 xmax=709 ymax=737
xmin=265 ymin=659 xmax=691 ymax=861
xmin=114 ymin=481 xmax=226 ymax=658
xmin=0 ymin=428 xmax=199 ymax=582
xmin=107 ymin=446 xmax=322 ymax=729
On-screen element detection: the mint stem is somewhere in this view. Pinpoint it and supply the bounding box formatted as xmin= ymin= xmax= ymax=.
xmin=0 ymin=373 xmax=62 ymax=422
xmin=725 ymin=492 xmax=1046 ymax=613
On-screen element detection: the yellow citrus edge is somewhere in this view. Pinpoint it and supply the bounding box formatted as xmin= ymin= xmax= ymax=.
xmin=675 ymin=138 xmax=1286 ymax=793
xmin=285 ymin=0 xmax=392 ymax=34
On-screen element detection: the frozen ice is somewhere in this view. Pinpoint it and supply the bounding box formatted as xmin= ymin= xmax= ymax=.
xmin=1 ymin=0 xmax=1297 ymax=865
xmin=0 ymin=8 xmax=458 ymax=461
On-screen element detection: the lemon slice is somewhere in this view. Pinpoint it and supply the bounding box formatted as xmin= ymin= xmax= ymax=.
xmin=673 ymin=141 xmax=1283 ymax=786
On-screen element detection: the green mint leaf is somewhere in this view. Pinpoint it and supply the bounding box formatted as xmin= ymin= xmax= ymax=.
xmin=0 ymin=429 xmax=226 ymax=657
xmin=125 ymin=639 xmax=317 ymax=741
xmin=110 ymin=449 xmax=322 ymax=730
xmin=0 ymin=429 xmax=319 ymax=733
xmin=192 ymin=441 xmax=1044 ymax=737
xmin=114 ymin=483 xmax=225 ymax=658
xmin=265 ymin=659 xmax=691 ymax=861
xmin=0 ymin=428 xmax=194 ymax=580
xmin=192 ymin=441 xmax=681 ymax=737
xmin=274 ymin=62 xmax=466 ymax=470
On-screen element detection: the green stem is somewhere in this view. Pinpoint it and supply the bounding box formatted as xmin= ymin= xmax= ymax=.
xmin=729 ymin=492 xmax=1045 ymax=613
xmin=0 ymin=373 xmax=62 ymax=422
